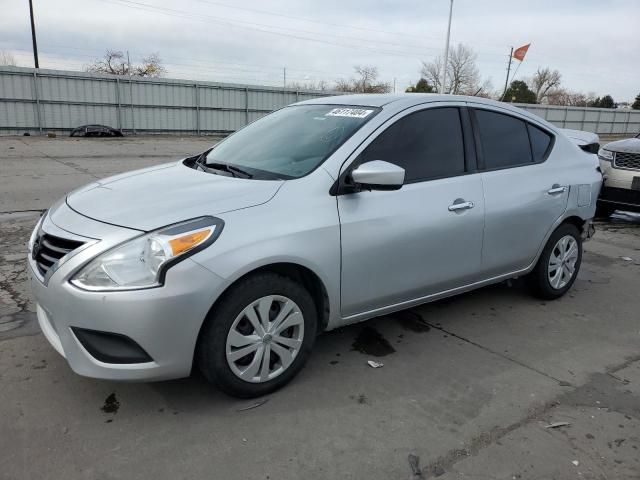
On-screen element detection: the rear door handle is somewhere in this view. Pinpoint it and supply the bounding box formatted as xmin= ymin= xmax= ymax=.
xmin=547 ymin=184 xmax=567 ymax=195
xmin=448 ymin=201 xmax=475 ymax=212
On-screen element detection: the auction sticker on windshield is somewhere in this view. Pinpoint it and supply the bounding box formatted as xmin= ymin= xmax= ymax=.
xmin=325 ymin=108 xmax=374 ymax=118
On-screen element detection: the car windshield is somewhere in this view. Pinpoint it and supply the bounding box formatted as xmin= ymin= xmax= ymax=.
xmin=205 ymin=104 xmax=379 ymax=179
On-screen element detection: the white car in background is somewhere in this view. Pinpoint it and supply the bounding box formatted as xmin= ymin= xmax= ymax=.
xmin=597 ymin=132 xmax=640 ymax=216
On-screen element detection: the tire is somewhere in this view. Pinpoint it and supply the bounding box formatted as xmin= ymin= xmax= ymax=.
xmin=595 ymin=202 xmax=615 ymax=219
xmin=197 ymin=272 xmax=317 ymax=398
xmin=527 ymin=223 xmax=582 ymax=300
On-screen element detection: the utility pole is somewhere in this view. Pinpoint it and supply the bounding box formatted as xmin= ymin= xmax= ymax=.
xmin=393 ymin=77 xmax=396 ymax=93
xmin=501 ymin=47 xmax=514 ymax=101
xmin=439 ymin=0 xmax=453 ymax=94
xmin=127 ymin=51 xmax=135 ymax=134
xmin=28 ymin=0 xmax=39 ymax=68
xmin=283 ymin=67 xmax=286 ymax=89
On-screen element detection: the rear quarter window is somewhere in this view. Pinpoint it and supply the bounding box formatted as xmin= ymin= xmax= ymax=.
xmin=528 ymin=124 xmax=553 ymax=162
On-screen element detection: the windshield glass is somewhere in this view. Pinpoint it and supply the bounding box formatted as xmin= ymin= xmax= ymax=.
xmin=205 ymin=105 xmax=379 ymax=179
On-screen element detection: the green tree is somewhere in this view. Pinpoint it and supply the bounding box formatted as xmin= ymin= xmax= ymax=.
xmin=503 ymin=80 xmax=537 ymax=104
xmin=590 ymin=95 xmax=615 ymax=108
xmin=406 ymin=78 xmax=435 ymax=93
xmin=600 ymin=95 xmax=615 ymax=108
xmin=631 ymin=93 xmax=640 ymax=110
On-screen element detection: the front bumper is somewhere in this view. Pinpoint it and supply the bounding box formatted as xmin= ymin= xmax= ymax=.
xmin=598 ymin=158 xmax=640 ymax=211
xmin=29 ymin=204 xmax=225 ymax=381
xmin=598 ymin=186 xmax=640 ymax=211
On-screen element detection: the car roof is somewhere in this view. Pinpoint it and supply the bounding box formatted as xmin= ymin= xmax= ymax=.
xmin=297 ymin=93 xmax=503 ymax=109
xmin=295 ymin=93 xmax=557 ymax=131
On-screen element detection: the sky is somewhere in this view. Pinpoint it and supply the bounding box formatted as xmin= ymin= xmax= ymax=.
xmin=1 ymin=0 xmax=639 ymax=101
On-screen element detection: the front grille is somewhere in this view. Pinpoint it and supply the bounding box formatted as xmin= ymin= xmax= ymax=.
xmin=34 ymin=233 xmax=85 ymax=277
xmin=614 ymin=151 xmax=640 ymax=170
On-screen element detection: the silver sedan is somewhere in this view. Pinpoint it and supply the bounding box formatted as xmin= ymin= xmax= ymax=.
xmin=28 ymin=94 xmax=602 ymax=397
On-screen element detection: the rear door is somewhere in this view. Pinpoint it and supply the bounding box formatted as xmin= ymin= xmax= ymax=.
xmin=338 ymin=105 xmax=485 ymax=318
xmin=470 ymin=107 xmax=568 ymax=276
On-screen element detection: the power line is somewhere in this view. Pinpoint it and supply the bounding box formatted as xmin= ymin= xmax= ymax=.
xmin=192 ymin=0 xmax=449 ymax=44
xmin=89 ymin=0 xmax=448 ymax=60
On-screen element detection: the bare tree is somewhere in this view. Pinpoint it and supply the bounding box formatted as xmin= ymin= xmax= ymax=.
xmin=288 ymin=80 xmax=330 ymax=91
xmin=421 ymin=60 xmax=443 ymax=93
xmin=0 ymin=50 xmax=17 ymax=66
xmin=135 ymin=53 xmax=165 ymax=77
xmin=530 ymin=67 xmax=561 ymax=103
xmin=85 ymin=50 xmax=166 ymax=77
xmin=421 ymin=44 xmax=482 ymax=95
xmin=546 ymin=88 xmax=594 ymax=107
xmin=335 ymin=65 xmax=391 ymax=93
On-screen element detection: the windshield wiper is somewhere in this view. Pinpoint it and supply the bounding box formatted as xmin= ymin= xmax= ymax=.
xmin=205 ymin=162 xmax=253 ymax=179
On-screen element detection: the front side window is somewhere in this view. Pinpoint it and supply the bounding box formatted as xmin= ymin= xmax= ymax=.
xmin=205 ymin=105 xmax=379 ymax=179
xmin=475 ymin=109 xmax=532 ymax=169
xmin=356 ymin=107 xmax=465 ymax=183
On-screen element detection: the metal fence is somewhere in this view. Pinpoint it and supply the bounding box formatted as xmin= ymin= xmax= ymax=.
xmin=1 ymin=66 xmax=639 ymax=136
xmin=0 ymin=66 xmax=337 ymax=135
xmin=515 ymin=103 xmax=640 ymax=135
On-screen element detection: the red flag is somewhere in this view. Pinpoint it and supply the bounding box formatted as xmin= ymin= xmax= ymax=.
xmin=513 ymin=43 xmax=531 ymax=62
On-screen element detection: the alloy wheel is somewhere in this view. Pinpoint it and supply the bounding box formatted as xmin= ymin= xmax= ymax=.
xmin=547 ymin=235 xmax=579 ymax=290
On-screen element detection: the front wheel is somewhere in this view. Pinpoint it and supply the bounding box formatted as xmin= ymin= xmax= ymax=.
xmin=197 ymin=272 xmax=317 ymax=398
xmin=527 ymin=224 xmax=582 ymax=300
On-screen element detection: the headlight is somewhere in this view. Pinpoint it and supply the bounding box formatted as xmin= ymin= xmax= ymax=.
xmin=70 ymin=216 xmax=223 ymax=291
xmin=28 ymin=210 xmax=47 ymax=253
xmin=597 ymin=148 xmax=614 ymax=161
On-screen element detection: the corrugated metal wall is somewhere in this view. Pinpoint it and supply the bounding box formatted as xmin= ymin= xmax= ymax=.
xmin=0 ymin=66 xmax=336 ymax=135
xmin=1 ymin=66 xmax=639 ymax=136
xmin=515 ymin=104 xmax=640 ymax=135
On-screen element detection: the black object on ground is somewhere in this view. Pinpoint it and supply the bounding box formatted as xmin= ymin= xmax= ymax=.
xmin=70 ymin=125 xmax=124 ymax=137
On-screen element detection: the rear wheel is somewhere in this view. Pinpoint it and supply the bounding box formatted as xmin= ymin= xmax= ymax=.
xmin=528 ymin=224 xmax=582 ymax=300
xmin=197 ymin=272 xmax=317 ymax=398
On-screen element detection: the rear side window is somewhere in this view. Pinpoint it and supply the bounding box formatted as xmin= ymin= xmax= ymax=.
xmin=528 ymin=124 xmax=553 ymax=162
xmin=475 ymin=109 xmax=532 ymax=169
xmin=357 ymin=107 xmax=465 ymax=182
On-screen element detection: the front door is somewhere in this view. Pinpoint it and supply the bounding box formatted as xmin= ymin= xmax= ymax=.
xmin=338 ymin=106 xmax=485 ymax=318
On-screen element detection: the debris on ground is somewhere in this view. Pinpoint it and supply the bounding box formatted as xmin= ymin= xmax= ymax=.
xmin=367 ymin=360 xmax=384 ymax=368
xmin=70 ymin=124 xmax=124 ymax=137
xmin=572 ymin=460 xmax=580 ymax=467
xmin=620 ymin=256 xmax=633 ymax=262
xmin=408 ymin=454 xmax=424 ymax=479
xmin=544 ymin=421 xmax=571 ymax=429
xmin=236 ymin=399 xmax=269 ymax=412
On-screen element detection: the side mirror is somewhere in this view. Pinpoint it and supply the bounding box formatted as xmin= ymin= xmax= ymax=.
xmin=350 ymin=160 xmax=405 ymax=191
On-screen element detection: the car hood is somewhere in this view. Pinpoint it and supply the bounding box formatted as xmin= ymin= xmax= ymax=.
xmin=66 ymin=161 xmax=283 ymax=231
xmin=604 ymin=137 xmax=640 ymax=153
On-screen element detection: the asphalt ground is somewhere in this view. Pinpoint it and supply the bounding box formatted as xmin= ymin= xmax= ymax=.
xmin=1 ymin=135 xmax=639 ymax=480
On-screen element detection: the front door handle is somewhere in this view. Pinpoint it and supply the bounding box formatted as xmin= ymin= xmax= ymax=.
xmin=547 ymin=184 xmax=567 ymax=195
xmin=448 ymin=200 xmax=475 ymax=212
